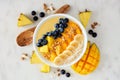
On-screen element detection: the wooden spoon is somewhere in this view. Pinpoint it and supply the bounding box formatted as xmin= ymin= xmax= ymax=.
xmin=16 ymin=4 xmax=70 ymax=47
xmin=16 ymin=27 xmax=36 ymax=46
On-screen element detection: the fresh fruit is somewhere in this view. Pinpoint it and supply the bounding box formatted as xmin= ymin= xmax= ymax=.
xmin=33 ymin=16 xmax=38 ymax=21
xmin=30 ymin=51 xmax=50 ymax=73
xmin=39 ymin=12 xmax=45 ymax=17
xmin=30 ymin=51 xmax=42 ymax=64
xmin=66 ymin=72 xmax=71 ymax=77
xmin=40 ymin=64 xmax=50 ymax=73
xmin=71 ymin=41 xmax=100 ymax=75
xmin=17 ymin=13 xmax=33 ymax=27
xmin=55 ymin=23 xmax=59 ymax=28
xmin=61 ymin=69 xmax=66 ymax=74
xmin=64 ymin=18 xmax=69 ymax=23
xmin=88 ymin=29 xmax=93 ymax=35
xmin=92 ymin=32 xmax=97 ymax=38
xmin=54 ymin=34 xmax=84 ymax=65
xmin=79 ymin=10 xmax=91 ymax=28
xmin=31 ymin=11 xmax=36 ymax=15
xmin=46 ymin=36 xmax=54 ymax=47
xmin=39 ymin=45 xmax=48 ymax=53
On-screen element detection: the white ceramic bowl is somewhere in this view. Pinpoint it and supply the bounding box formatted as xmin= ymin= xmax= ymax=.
xmin=33 ymin=14 xmax=87 ymax=67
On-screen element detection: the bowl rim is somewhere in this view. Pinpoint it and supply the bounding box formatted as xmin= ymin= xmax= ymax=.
xmin=33 ymin=14 xmax=88 ymax=67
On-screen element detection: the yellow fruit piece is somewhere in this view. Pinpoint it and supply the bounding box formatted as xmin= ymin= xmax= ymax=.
xmin=50 ymin=52 xmax=57 ymax=62
xmin=71 ymin=41 xmax=100 ymax=75
xmin=46 ymin=36 xmax=54 ymax=47
xmin=17 ymin=13 xmax=33 ymax=27
xmin=55 ymin=45 xmax=62 ymax=55
xmin=40 ymin=64 xmax=50 ymax=73
xmin=39 ymin=45 xmax=49 ymax=53
xmin=79 ymin=10 xmax=91 ymax=28
xmin=30 ymin=51 xmax=42 ymax=64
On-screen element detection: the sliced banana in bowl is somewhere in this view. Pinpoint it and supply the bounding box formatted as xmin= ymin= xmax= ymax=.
xmin=54 ymin=34 xmax=84 ymax=66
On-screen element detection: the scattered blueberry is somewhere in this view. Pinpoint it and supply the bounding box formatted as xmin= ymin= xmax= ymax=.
xmin=92 ymin=32 xmax=97 ymax=38
xmin=60 ymin=69 xmax=66 ymax=75
xmin=55 ymin=23 xmax=59 ymax=28
xmin=66 ymin=73 xmax=71 ymax=77
xmin=39 ymin=12 xmax=45 ymax=17
xmin=31 ymin=11 xmax=36 ymax=15
xmin=88 ymin=29 xmax=93 ymax=35
xmin=33 ymin=16 xmax=38 ymax=21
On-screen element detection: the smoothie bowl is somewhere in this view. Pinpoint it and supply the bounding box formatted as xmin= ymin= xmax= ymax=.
xmin=33 ymin=14 xmax=87 ymax=67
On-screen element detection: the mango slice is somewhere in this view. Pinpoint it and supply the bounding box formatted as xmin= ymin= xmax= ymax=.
xmin=17 ymin=13 xmax=33 ymax=27
xmin=71 ymin=41 xmax=100 ymax=75
xmin=79 ymin=10 xmax=91 ymax=28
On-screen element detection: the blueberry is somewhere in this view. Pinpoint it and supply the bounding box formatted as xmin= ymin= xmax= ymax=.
xmin=41 ymin=39 xmax=48 ymax=45
xmin=36 ymin=43 xmax=42 ymax=47
xmin=63 ymin=23 xmax=68 ymax=28
xmin=53 ymin=31 xmax=58 ymax=36
xmin=88 ymin=30 xmax=93 ymax=35
xmin=42 ymin=34 xmax=47 ymax=39
xmin=59 ymin=23 xmax=64 ymax=28
xmin=53 ymin=35 xmax=58 ymax=39
xmin=58 ymin=33 xmax=62 ymax=37
xmin=55 ymin=23 xmax=59 ymax=28
xmin=92 ymin=32 xmax=97 ymax=38
xmin=39 ymin=12 xmax=45 ymax=17
xmin=59 ymin=18 xmax=64 ymax=23
xmin=31 ymin=11 xmax=36 ymax=15
xmin=59 ymin=28 xmax=64 ymax=33
xmin=38 ymin=39 xmax=43 ymax=43
xmin=47 ymin=31 xmax=53 ymax=36
xmin=66 ymin=73 xmax=71 ymax=77
xmin=60 ymin=69 xmax=66 ymax=75
xmin=64 ymin=18 xmax=69 ymax=23
xmin=33 ymin=16 xmax=38 ymax=21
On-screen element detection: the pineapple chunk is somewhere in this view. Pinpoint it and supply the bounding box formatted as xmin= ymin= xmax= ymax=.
xmin=40 ymin=64 xmax=50 ymax=73
xmin=39 ymin=45 xmax=49 ymax=53
xmin=46 ymin=36 xmax=54 ymax=47
xmin=30 ymin=51 xmax=42 ymax=64
xmin=79 ymin=10 xmax=91 ymax=28
xmin=17 ymin=13 xmax=33 ymax=27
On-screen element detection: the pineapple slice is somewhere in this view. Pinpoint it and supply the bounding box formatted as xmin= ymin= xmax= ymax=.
xmin=40 ymin=64 xmax=50 ymax=73
xmin=46 ymin=36 xmax=54 ymax=47
xmin=71 ymin=41 xmax=100 ymax=75
xmin=17 ymin=13 xmax=33 ymax=27
xmin=39 ymin=45 xmax=49 ymax=53
xmin=79 ymin=10 xmax=91 ymax=28
xmin=30 ymin=51 xmax=42 ymax=64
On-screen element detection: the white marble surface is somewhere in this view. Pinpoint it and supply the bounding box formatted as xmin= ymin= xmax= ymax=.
xmin=0 ymin=0 xmax=120 ymax=80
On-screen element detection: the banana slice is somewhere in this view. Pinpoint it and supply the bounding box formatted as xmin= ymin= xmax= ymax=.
xmin=66 ymin=46 xmax=76 ymax=52
xmin=54 ymin=34 xmax=84 ymax=66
